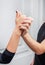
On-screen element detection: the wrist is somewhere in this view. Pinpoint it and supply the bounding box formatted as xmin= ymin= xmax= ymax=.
xmin=22 ymin=31 xmax=28 ymax=38
xmin=15 ymin=27 xmax=22 ymax=36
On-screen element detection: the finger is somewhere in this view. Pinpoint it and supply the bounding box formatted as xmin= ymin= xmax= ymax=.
xmin=16 ymin=10 xmax=22 ymax=18
xmin=22 ymin=19 xmax=32 ymax=25
xmin=21 ymin=14 xmax=26 ymax=19
xmin=21 ymin=24 xmax=30 ymax=29
xmin=19 ymin=26 xmax=28 ymax=31
xmin=25 ymin=17 xmax=34 ymax=21
xmin=19 ymin=23 xmax=30 ymax=29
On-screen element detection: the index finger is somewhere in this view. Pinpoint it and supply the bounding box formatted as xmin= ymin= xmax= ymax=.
xmin=24 ymin=17 xmax=34 ymax=21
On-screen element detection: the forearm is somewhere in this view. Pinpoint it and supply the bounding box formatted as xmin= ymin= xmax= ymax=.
xmin=22 ymin=33 xmax=43 ymax=55
xmin=0 ymin=10 xmax=28 ymax=64
xmin=6 ymin=27 xmax=21 ymax=53
xmin=0 ymin=27 xmax=21 ymax=64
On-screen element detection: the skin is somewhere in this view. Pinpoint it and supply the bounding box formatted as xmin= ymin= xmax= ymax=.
xmin=22 ymin=33 xmax=45 ymax=55
xmin=6 ymin=11 xmax=31 ymax=53
xmin=4 ymin=11 xmax=45 ymax=64
xmin=6 ymin=27 xmax=21 ymax=53
xmin=20 ymin=21 xmax=45 ymax=65
xmin=6 ymin=11 xmax=22 ymax=53
xmin=19 ymin=16 xmax=45 ymax=55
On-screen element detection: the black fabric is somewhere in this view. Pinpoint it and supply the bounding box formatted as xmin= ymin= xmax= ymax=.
xmin=34 ymin=23 xmax=45 ymax=65
xmin=0 ymin=49 xmax=15 ymax=64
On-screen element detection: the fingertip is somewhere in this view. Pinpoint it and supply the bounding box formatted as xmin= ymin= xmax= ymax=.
xmin=26 ymin=17 xmax=34 ymax=21
xmin=16 ymin=11 xmax=18 ymax=14
xmin=16 ymin=10 xmax=22 ymax=17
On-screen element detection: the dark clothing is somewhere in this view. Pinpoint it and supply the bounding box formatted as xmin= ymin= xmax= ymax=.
xmin=0 ymin=49 xmax=15 ymax=64
xmin=34 ymin=23 xmax=45 ymax=65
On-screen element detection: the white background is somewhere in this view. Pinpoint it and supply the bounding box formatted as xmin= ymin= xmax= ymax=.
xmin=0 ymin=0 xmax=44 ymax=65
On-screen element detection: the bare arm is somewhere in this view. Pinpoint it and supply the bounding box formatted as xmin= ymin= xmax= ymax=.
xmin=6 ymin=27 xmax=21 ymax=53
xmin=22 ymin=33 xmax=45 ymax=55
xmin=0 ymin=11 xmax=32 ymax=64
xmin=0 ymin=11 xmax=22 ymax=64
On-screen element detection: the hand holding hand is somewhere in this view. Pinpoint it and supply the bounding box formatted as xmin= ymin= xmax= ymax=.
xmin=19 ymin=17 xmax=33 ymax=36
xmin=15 ymin=11 xmax=33 ymax=36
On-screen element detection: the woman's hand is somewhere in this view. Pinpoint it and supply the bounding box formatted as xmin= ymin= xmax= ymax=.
xmin=15 ymin=11 xmax=26 ymax=35
xmin=19 ymin=17 xmax=33 ymax=36
xmin=15 ymin=11 xmax=26 ymax=27
xmin=15 ymin=11 xmax=33 ymax=36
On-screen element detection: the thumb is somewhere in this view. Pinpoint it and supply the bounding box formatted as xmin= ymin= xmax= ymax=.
xmin=16 ymin=10 xmax=22 ymax=18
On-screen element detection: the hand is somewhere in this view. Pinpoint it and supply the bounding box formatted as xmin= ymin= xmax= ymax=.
xmin=19 ymin=17 xmax=33 ymax=36
xmin=15 ymin=10 xmax=27 ymax=35
xmin=15 ymin=11 xmax=33 ymax=36
xmin=15 ymin=11 xmax=29 ymax=35
xmin=15 ymin=11 xmax=26 ymax=27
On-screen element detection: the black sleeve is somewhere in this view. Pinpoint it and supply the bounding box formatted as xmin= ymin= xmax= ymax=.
xmin=37 ymin=23 xmax=45 ymax=43
xmin=0 ymin=49 xmax=15 ymax=64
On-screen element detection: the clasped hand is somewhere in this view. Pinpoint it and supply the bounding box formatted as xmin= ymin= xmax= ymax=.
xmin=15 ymin=11 xmax=33 ymax=36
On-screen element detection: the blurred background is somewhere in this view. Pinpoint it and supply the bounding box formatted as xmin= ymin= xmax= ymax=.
xmin=0 ymin=0 xmax=44 ymax=65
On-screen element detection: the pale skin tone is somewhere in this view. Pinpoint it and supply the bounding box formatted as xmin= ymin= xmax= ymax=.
xmin=18 ymin=13 xmax=45 ymax=65
xmin=4 ymin=11 xmax=45 ymax=64
xmin=6 ymin=11 xmax=22 ymax=53
xmin=6 ymin=11 xmax=31 ymax=53
xmin=22 ymin=33 xmax=45 ymax=65
xmin=14 ymin=11 xmax=45 ymax=65
xmin=22 ymin=33 xmax=45 ymax=55
xmin=21 ymin=21 xmax=45 ymax=65
xmin=20 ymin=20 xmax=45 ymax=65
xmin=21 ymin=24 xmax=45 ymax=65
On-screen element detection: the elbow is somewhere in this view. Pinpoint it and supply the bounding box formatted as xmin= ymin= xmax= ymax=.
xmin=35 ymin=48 xmax=44 ymax=55
xmin=35 ymin=44 xmax=45 ymax=55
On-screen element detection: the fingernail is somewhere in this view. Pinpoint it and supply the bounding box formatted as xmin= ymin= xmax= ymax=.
xmin=16 ymin=11 xmax=18 ymax=13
